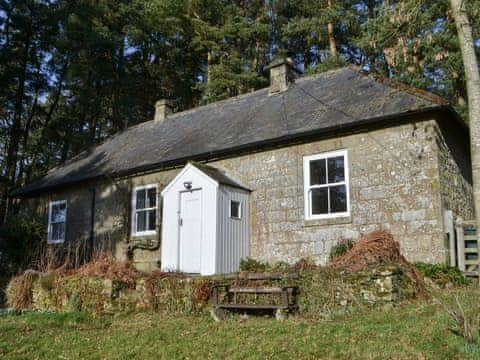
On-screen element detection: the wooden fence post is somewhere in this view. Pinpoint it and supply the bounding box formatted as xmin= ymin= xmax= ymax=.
xmin=455 ymin=217 xmax=465 ymax=272
xmin=444 ymin=210 xmax=456 ymax=267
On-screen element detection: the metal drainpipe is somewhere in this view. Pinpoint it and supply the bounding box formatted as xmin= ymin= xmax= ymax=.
xmin=89 ymin=188 xmax=96 ymax=261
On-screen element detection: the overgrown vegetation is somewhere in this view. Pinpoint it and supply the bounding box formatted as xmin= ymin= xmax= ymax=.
xmin=76 ymin=256 xmax=138 ymax=288
xmin=143 ymin=271 xmax=213 ymax=314
xmin=5 ymin=270 xmax=40 ymax=310
xmin=239 ymin=257 xmax=270 ymax=272
xmin=0 ymin=216 xmax=46 ymax=306
xmin=4 ymin=230 xmax=429 ymax=318
xmin=415 ymin=262 xmax=469 ymax=287
xmin=0 ymin=216 xmax=45 ymax=275
xmin=329 ymin=239 xmax=354 ymax=261
xmin=434 ymin=288 xmax=480 ymax=345
xmin=0 ymin=219 xmax=132 ymax=309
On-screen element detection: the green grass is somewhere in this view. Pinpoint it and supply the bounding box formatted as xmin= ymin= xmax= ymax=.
xmin=1 ymin=290 xmax=479 ymax=359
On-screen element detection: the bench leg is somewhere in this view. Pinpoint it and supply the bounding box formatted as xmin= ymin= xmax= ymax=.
xmin=275 ymin=308 xmax=286 ymax=321
xmin=211 ymin=307 xmax=226 ymax=322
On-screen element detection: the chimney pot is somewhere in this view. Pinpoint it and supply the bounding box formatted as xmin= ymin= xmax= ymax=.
xmin=267 ymin=57 xmax=300 ymax=95
xmin=154 ymin=99 xmax=173 ymax=123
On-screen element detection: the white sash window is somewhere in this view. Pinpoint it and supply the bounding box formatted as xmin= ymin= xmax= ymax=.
xmin=304 ymin=150 xmax=350 ymax=220
xmin=48 ymin=200 xmax=67 ymax=244
xmin=132 ymin=184 xmax=158 ymax=236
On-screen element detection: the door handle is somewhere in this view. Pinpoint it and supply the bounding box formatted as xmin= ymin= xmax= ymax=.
xmin=179 ymin=218 xmax=183 ymax=226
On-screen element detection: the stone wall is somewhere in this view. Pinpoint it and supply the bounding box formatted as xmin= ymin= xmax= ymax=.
xmin=435 ymin=119 xmax=474 ymax=221
xmin=22 ymin=115 xmax=473 ymax=270
xmin=16 ymin=267 xmax=410 ymax=316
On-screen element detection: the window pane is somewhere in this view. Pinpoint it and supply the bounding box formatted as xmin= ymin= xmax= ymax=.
xmin=136 ymin=210 xmax=146 ymax=232
xmin=230 ymin=201 xmax=241 ymax=219
xmin=147 ymin=188 xmax=156 ymax=208
xmin=311 ymin=188 xmax=328 ymax=215
xmin=136 ymin=189 xmax=146 ymax=210
xmin=328 ymin=156 xmax=345 ymax=183
xmin=310 ymin=159 xmax=326 ymax=185
xmin=51 ymin=223 xmax=65 ymax=241
xmin=147 ymin=209 xmax=156 ymax=231
xmin=52 ymin=203 xmax=66 ymax=223
xmin=330 ymin=185 xmax=347 ymax=213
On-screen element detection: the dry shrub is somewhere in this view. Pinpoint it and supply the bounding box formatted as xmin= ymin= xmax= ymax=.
xmin=144 ymin=270 xmax=186 ymax=312
xmin=331 ymin=230 xmax=405 ymax=271
xmin=191 ymin=279 xmax=213 ymax=303
xmin=143 ymin=271 xmax=212 ymax=313
xmin=76 ymin=255 xmax=137 ymax=287
xmin=293 ymin=258 xmax=318 ymax=271
xmin=434 ymin=289 xmax=480 ymax=344
xmin=331 ymin=229 xmax=427 ymax=297
xmin=6 ymin=270 xmax=40 ymax=309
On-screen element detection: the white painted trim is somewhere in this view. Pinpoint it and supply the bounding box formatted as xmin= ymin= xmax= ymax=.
xmin=303 ymin=149 xmax=350 ymax=220
xmin=47 ymin=200 xmax=67 ymax=244
xmin=229 ymin=199 xmax=242 ymax=219
xmin=131 ymin=183 xmax=158 ymax=237
xmin=161 ymin=163 xmax=219 ymax=196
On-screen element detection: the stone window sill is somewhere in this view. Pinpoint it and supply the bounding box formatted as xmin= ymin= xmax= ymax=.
xmin=302 ymin=216 xmax=352 ymax=227
xmin=129 ymin=233 xmax=160 ymax=250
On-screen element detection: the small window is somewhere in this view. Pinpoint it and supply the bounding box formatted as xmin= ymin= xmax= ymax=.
xmin=132 ymin=184 xmax=157 ymax=236
xmin=230 ymin=200 xmax=241 ymax=219
xmin=304 ymin=150 xmax=350 ymax=220
xmin=48 ymin=200 xmax=67 ymax=244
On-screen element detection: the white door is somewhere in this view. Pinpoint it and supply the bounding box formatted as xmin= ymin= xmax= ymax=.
xmin=179 ymin=189 xmax=202 ymax=273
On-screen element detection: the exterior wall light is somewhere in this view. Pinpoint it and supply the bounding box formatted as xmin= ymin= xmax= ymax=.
xmin=183 ymin=181 xmax=192 ymax=190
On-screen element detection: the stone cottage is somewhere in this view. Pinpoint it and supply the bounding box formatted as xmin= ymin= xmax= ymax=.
xmin=15 ymin=60 xmax=474 ymax=274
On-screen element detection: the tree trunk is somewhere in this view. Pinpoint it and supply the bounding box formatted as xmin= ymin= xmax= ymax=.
xmin=113 ymin=37 xmax=126 ymax=130
xmin=16 ymin=92 xmax=38 ymax=188
xmin=450 ymin=0 xmax=480 ymax=233
xmin=327 ymin=0 xmax=337 ymax=57
xmin=207 ymin=51 xmax=213 ymax=83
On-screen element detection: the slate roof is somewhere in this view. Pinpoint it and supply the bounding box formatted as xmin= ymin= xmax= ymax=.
xmin=18 ymin=67 xmax=454 ymax=196
xmin=192 ymin=163 xmax=251 ymax=191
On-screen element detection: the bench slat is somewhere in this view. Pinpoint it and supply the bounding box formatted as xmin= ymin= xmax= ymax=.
xmin=223 ymin=272 xmax=299 ymax=280
xmin=216 ymin=304 xmax=288 ymax=310
xmin=229 ymin=286 xmax=284 ymax=293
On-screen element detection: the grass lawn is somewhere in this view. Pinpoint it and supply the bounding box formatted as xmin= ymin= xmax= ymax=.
xmin=1 ymin=292 xmax=479 ymax=359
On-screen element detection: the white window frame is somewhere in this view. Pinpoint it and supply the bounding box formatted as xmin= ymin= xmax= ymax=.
xmin=131 ymin=183 xmax=158 ymax=236
xmin=48 ymin=200 xmax=67 ymax=244
xmin=230 ymin=200 xmax=242 ymax=220
xmin=303 ymin=149 xmax=350 ymax=220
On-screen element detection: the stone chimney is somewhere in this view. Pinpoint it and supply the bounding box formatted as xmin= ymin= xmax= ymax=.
xmin=154 ymin=99 xmax=173 ymax=123
xmin=266 ymin=57 xmax=300 ymax=95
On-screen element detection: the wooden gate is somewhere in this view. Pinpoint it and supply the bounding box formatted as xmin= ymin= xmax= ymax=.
xmin=454 ymin=218 xmax=479 ymax=276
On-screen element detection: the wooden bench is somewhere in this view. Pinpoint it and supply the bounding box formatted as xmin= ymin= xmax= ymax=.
xmin=211 ymin=272 xmax=299 ymax=320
